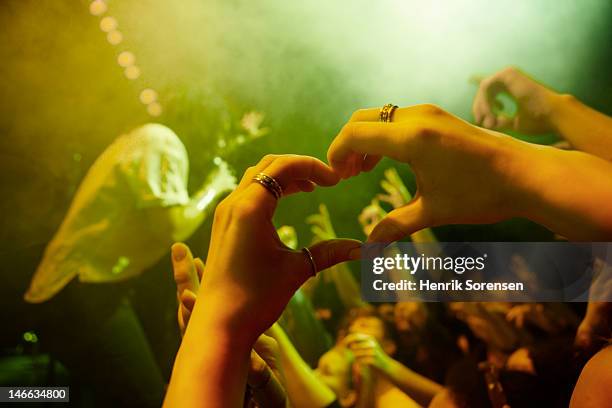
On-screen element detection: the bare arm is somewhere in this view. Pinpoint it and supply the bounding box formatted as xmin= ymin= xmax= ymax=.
xmin=549 ymin=94 xmax=612 ymax=161
xmin=515 ymin=144 xmax=612 ymax=240
xmin=267 ymin=323 xmax=337 ymax=408
xmin=473 ymin=67 xmax=612 ymax=161
xmin=345 ymin=333 xmax=442 ymax=406
xmin=328 ymin=263 xmax=367 ymax=309
xmin=570 ymin=346 xmax=612 ymax=408
xmin=164 ymin=304 xmax=252 ymax=408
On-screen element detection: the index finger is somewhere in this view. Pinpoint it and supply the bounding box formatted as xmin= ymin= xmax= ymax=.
xmin=347 ymin=107 xmax=427 ymax=177
xmin=348 ymin=106 xmax=423 ymax=123
xmin=327 ymin=121 xmax=408 ymax=175
xmin=263 ymin=154 xmax=340 ymax=193
xmin=244 ymin=154 xmax=341 ymax=215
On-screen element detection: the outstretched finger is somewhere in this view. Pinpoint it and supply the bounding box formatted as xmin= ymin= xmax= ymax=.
xmin=194 ymin=257 xmax=205 ymax=281
xmin=327 ymin=122 xmax=407 ymax=176
xmin=171 ymin=243 xmax=200 ymax=296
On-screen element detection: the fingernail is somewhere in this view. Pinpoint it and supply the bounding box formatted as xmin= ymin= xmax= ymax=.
xmin=173 ymin=244 xmax=187 ymax=261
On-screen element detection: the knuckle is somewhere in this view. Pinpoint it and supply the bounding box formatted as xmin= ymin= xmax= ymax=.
xmin=349 ymin=108 xmax=368 ymax=122
xmin=416 ymin=103 xmax=444 ymax=116
xmin=261 ymin=154 xmax=278 ymax=163
xmin=415 ymin=125 xmax=438 ymax=140
xmin=341 ymin=122 xmax=359 ymax=140
xmin=213 ymin=201 xmax=228 ymax=222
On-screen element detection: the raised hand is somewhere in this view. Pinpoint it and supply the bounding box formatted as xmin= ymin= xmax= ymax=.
xmin=378 ymin=167 xmax=411 ymax=209
xmin=343 ymin=333 xmax=392 ymax=373
xmin=187 ymin=154 xmax=361 ymax=343
xmin=358 ymin=199 xmax=387 ymax=237
xmin=328 ymin=104 xmax=533 ymax=242
xmin=306 ymin=203 xmax=337 ymax=242
xmin=472 ymin=67 xmax=560 ymax=133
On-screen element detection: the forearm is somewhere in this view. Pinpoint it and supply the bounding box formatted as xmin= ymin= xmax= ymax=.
xmin=380 ymin=358 xmax=443 ymax=406
xmin=511 ymin=142 xmax=612 ymax=240
xmin=549 ymin=94 xmax=612 ymax=161
xmin=165 ymin=301 xmax=253 ymax=408
xmin=329 ymin=264 xmax=367 ymax=309
xmin=354 ymin=368 xmax=376 ymax=408
xmin=267 ymin=324 xmax=336 ymax=408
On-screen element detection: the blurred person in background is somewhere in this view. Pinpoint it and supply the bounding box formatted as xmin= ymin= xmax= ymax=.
xmin=24 ymin=123 xmax=236 ymax=407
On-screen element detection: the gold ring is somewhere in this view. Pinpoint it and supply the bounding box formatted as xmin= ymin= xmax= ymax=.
xmin=253 ymin=172 xmax=283 ymax=199
xmin=302 ymin=247 xmax=317 ymax=277
xmin=379 ymin=103 xmax=398 ymax=123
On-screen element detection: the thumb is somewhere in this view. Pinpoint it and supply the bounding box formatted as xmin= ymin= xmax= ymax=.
xmin=368 ymin=199 xmax=428 ymax=243
xmin=303 ymin=239 xmax=362 ymax=279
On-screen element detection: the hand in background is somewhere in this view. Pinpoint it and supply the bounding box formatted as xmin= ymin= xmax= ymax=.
xmin=358 ymin=199 xmax=386 ymax=236
xmin=378 ymin=167 xmax=411 ymax=209
xmin=306 ymin=203 xmax=337 ymax=242
xmin=343 ymin=333 xmax=392 ymax=374
xmin=207 ymin=158 xmax=238 ymax=195
xmin=171 ymin=243 xmax=203 ymax=336
xmin=472 ymin=66 xmax=560 ymax=133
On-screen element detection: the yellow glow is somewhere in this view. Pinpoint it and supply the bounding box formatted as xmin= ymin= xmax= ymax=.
xmin=139 ymin=88 xmax=157 ymax=104
xmin=117 ymin=51 xmax=135 ymax=67
xmin=99 ymin=16 xmax=117 ymax=33
xmin=107 ymin=30 xmax=123 ymax=45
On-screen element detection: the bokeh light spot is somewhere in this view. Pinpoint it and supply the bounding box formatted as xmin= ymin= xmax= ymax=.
xmin=89 ymin=0 xmax=107 ymax=16
xmin=99 ymin=16 xmax=117 ymax=33
xmin=117 ymin=51 xmax=135 ymax=67
xmin=107 ymin=30 xmax=123 ymax=45
xmin=139 ymin=88 xmax=157 ymax=104
xmin=124 ymin=65 xmax=140 ymax=80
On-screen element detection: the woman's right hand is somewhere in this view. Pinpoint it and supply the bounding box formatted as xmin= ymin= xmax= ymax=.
xmin=328 ymin=104 xmax=542 ymax=243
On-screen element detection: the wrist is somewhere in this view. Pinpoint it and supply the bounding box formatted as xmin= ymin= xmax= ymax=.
xmin=168 ymin=305 xmax=253 ymax=408
xmin=504 ymin=141 xmax=572 ymax=229
xmin=547 ymin=92 xmax=576 ymax=133
xmin=185 ymin=291 xmax=259 ymax=351
xmin=497 ymin=138 xmax=559 ymax=220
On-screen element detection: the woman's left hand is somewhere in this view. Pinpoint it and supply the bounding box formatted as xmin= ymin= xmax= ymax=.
xmin=191 ymin=154 xmax=362 ymax=344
